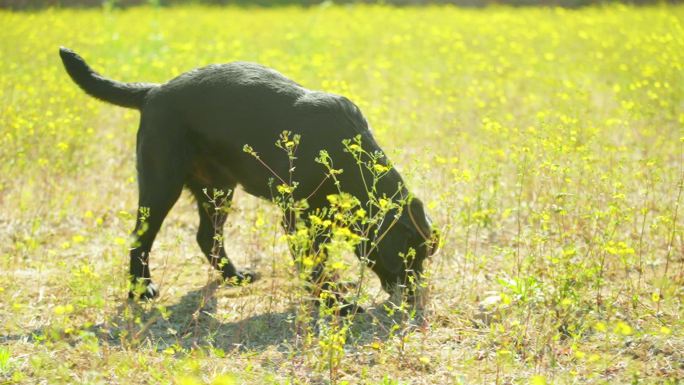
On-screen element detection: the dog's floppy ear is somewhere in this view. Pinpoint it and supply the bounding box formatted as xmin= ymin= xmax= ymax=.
xmin=407 ymin=197 xmax=439 ymax=257
xmin=372 ymin=221 xmax=410 ymax=277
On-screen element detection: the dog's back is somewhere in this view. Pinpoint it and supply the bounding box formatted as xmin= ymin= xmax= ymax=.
xmin=59 ymin=47 xmax=401 ymax=210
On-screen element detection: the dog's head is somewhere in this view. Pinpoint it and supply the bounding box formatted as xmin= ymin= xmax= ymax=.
xmin=368 ymin=197 xmax=439 ymax=294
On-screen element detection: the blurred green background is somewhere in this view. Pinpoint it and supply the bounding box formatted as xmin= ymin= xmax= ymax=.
xmin=2 ymin=0 xmax=679 ymax=10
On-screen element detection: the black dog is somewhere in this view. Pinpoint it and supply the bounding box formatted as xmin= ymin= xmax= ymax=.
xmin=59 ymin=47 xmax=437 ymax=309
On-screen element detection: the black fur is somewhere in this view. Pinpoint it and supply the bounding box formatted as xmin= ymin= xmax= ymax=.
xmin=59 ymin=47 xmax=437 ymax=309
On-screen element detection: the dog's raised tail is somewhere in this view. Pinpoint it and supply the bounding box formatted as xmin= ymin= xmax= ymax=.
xmin=59 ymin=47 xmax=156 ymax=109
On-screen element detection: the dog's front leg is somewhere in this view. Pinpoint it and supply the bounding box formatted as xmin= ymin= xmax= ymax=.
xmin=298 ymin=232 xmax=364 ymax=317
xmin=283 ymin=211 xmax=362 ymax=315
xmin=308 ymin=256 xmax=364 ymax=316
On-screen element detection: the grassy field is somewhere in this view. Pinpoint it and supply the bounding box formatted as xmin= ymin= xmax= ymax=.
xmin=1 ymin=4 xmax=684 ymax=384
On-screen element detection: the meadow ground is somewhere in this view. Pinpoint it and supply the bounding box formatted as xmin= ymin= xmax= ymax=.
xmin=1 ymin=4 xmax=683 ymax=384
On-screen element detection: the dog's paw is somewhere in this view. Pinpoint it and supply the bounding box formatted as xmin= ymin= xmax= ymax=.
xmin=338 ymin=302 xmax=364 ymax=317
xmin=128 ymin=282 xmax=159 ymax=301
xmin=320 ymin=294 xmax=364 ymax=317
xmin=222 ymin=270 xmax=258 ymax=286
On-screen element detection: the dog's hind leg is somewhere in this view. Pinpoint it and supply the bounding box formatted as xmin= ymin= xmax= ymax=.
xmin=128 ymin=111 xmax=188 ymax=300
xmin=189 ymin=185 xmax=255 ymax=285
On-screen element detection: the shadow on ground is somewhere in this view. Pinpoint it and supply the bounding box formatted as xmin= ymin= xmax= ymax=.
xmin=3 ymin=280 xmax=418 ymax=354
